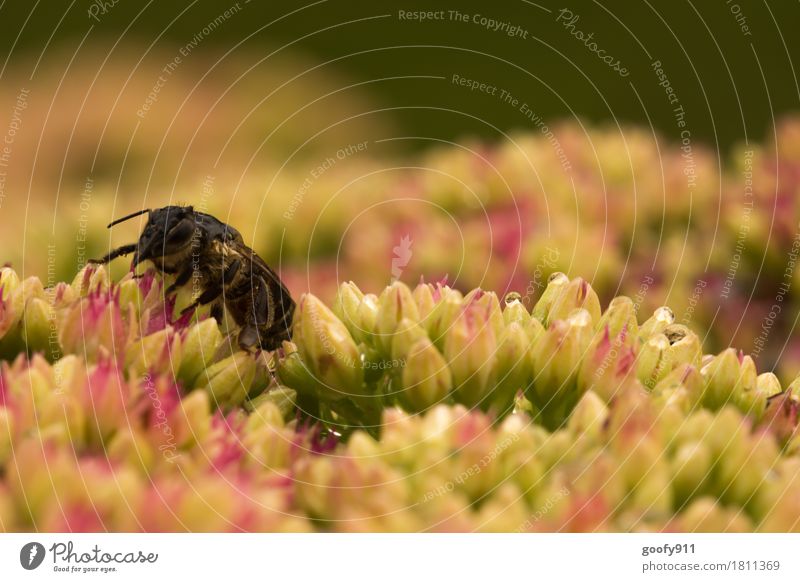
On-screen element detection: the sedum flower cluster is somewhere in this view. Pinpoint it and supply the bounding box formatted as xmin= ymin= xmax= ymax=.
xmin=1 ymin=265 xmax=798 ymax=532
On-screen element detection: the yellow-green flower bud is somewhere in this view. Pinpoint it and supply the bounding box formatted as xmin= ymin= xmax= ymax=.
xmin=357 ymin=293 xmax=379 ymax=339
xmin=528 ymin=309 xmax=593 ymax=429
xmin=463 ymin=289 xmax=505 ymax=339
xmin=639 ymin=306 xmax=675 ymax=340
xmin=503 ymin=292 xmax=531 ymax=326
xmin=375 ymin=282 xmax=419 ymax=356
xmin=489 ymin=322 xmax=531 ymax=414
xmin=738 ymin=371 xmax=782 ymax=420
xmin=546 ymin=277 xmax=601 ymax=326
xmin=116 ymin=276 xmax=144 ymax=315
xmin=596 ymin=296 xmax=638 ymax=338
xmin=700 ymin=349 xmax=756 ymax=411
xmin=653 ymin=364 xmax=703 ymax=411
xmin=757 ymin=389 xmax=798 ymax=444
xmin=670 ymin=441 xmax=711 ymax=503
xmin=245 ymin=386 xmax=297 ymax=420
xmin=293 ymin=294 xmax=364 ymax=397
xmin=22 ymin=297 xmax=56 ymax=357
xmin=426 ymin=289 xmax=464 ymax=348
xmin=663 ymin=324 xmax=702 ymax=369
xmin=636 ymin=333 xmax=670 ymax=389
xmin=0 ymin=408 xmax=13 ymax=465
xmin=567 ymin=390 xmax=608 ymax=441
xmin=444 ymin=303 xmax=498 ymax=408
xmin=178 ymin=318 xmax=223 ymax=386
xmin=531 ymin=272 xmax=569 ymax=324
xmin=399 ymin=338 xmax=453 ymax=413
xmin=678 ymin=497 xmax=753 ymax=532
xmin=390 ymin=317 xmax=428 ymax=363
xmin=197 ymin=351 xmax=257 ymax=408
xmin=412 ymin=283 xmax=436 ymax=325
xmin=71 ymin=265 xmax=110 ymax=296
xmin=0 ymin=267 xmax=20 ymax=294
xmin=333 ymin=281 xmax=367 ymax=343
xmin=578 ymin=327 xmax=637 ymax=402
xmin=125 ymin=328 xmax=182 ymax=377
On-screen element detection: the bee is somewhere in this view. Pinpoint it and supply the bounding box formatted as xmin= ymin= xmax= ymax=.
xmin=89 ymin=205 xmax=294 ymax=351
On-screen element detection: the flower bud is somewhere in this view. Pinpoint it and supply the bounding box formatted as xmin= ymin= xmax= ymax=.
xmin=578 ymin=326 xmax=637 ymax=402
xmin=426 ymin=289 xmax=464 ymax=348
xmin=737 ymin=371 xmax=781 ymax=421
xmin=524 ymin=315 xmax=545 ymax=344
xmin=245 ymin=386 xmax=297 ymax=420
xmin=0 ymin=282 xmax=22 ymax=350
xmin=653 ymin=364 xmax=703 ymax=413
xmin=0 ymin=408 xmax=13 ymax=465
xmin=670 ymin=441 xmax=711 ymax=503
xmin=546 ymin=277 xmax=601 ymax=326
xmin=677 ymin=497 xmax=753 ymax=532
xmin=357 ymin=293 xmax=379 ymax=339
xmin=390 ymin=317 xmax=428 ymax=362
xmin=700 ymin=349 xmax=756 ymax=411
xmin=488 ymin=322 xmax=531 ymax=414
xmin=116 ymin=276 xmax=144 ymax=315
xmin=125 ymin=327 xmax=182 ymax=377
xmin=663 ymin=324 xmax=702 ymax=369
xmin=639 ymin=306 xmax=675 ymax=340
xmin=0 ymin=267 xmax=20 ymax=296
xmin=22 ymin=297 xmax=56 ymax=357
xmin=276 ymin=343 xmax=330 ymax=401
xmin=567 ymin=390 xmax=608 ymax=441
xmin=59 ymin=291 xmax=127 ymax=362
xmin=528 ymin=309 xmax=593 ymax=429
xmin=176 ymin=389 xmax=212 ymax=446
xmin=375 ymin=282 xmax=419 ymax=356
xmin=197 ymin=351 xmax=257 ymax=408
xmin=71 ymin=265 xmax=109 ymax=296
xmin=413 ymin=283 xmax=437 ymax=324
xmin=178 ymin=318 xmax=223 ymax=386
xmin=757 ymin=389 xmax=798 ymax=445
xmin=333 ymin=282 xmax=367 ymax=343
xmin=636 ymin=334 xmax=670 ymax=389
xmin=399 ymin=338 xmax=453 ymax=413
xmin=531 ymin=272 xmax=569 ymax=324
xmin=596 ymin=296 xmax=638 ymax=338
xmin=503 ymin=292 xmax=531 ymax=326
xmin=293 ymin=294 xmax=364 ymax=397
xmin=444 ymin=303 xmax=498 ymax=408
xmin=463 ymin=289 xmax=505 ymax=339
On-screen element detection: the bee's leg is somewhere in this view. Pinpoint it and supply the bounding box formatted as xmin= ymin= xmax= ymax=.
xmin=210 ymin=302 xmax=224 ymax=323
xmin=164 ymin=267 xmax=195 ymax=295
xmin=237 ymin=325 xmax=260 ymax=351
xmin=88 ymin=243 xmax=137 ymax=264
xmin=180 ymin=284 xmax=222 ymax=315
xmin=222 ymin=258 xmax=241 ymax=284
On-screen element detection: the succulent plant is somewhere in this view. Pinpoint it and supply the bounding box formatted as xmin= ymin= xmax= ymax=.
xmin=0 ymin=265 xmax=798 ymax=532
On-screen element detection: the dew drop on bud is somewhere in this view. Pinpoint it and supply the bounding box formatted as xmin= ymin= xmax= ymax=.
xmin=655 ymin=306 xmax=675 ymax=324
xmin=504 ymin=291 xmax=522 ymax=305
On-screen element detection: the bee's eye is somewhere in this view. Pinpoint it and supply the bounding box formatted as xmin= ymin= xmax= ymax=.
xmin=164 ymin=218 xmax=195 ymax=247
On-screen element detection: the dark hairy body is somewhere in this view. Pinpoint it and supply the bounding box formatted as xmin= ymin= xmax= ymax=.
xmin=89 ymin=205 xmax=294 ymax=351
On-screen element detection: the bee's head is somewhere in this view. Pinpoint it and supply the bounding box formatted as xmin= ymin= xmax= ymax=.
xmin=132 ymin=205 xmax=199 ymax=266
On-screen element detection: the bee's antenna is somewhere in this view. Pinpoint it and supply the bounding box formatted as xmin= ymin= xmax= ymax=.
xmin=107 ymin=208 xmax=151 ymax=228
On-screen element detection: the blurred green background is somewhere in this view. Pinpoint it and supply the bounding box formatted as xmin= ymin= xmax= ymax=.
xmin=2 ymin=0 xmax=798 ymax=151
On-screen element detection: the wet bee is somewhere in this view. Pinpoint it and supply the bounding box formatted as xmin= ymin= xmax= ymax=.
xmin=89 ymin=205 xmax=294 ymax=351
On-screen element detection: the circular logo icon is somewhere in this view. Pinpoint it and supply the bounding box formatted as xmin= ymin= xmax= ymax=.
xmin=20 ymin=542 xmax=46 ymax=570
